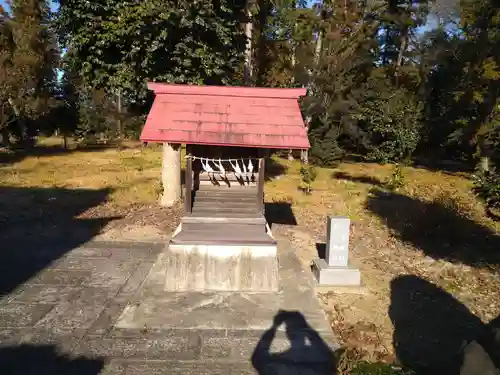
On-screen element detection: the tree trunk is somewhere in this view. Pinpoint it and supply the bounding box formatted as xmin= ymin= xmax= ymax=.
xmin=302 ymin=115 xmax=311 ymax=164
xmin=477 ymin=134 xmax=490 ymax=174
xmin=480 ymin=156 xmax=490 ymax=173
xmin=244 ymin=3 xmax=253 ymax=84
xmin=117 ymin=90 xmax=122 ymax=139
xmin=314 ymin=30 xmax=323 ymax=65
xmin=255 ymin=0 xmax=268 ymax=86
xmin=394 ymin=29 xmax=408 ymax=86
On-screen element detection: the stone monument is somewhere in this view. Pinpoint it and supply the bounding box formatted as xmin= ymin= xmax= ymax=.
xmin=312 ymin=216 xmax=361 ymax=286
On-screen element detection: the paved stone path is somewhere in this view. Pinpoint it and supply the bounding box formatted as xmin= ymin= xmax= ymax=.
xmin=0 ymin=240 xmax=338 ymax=374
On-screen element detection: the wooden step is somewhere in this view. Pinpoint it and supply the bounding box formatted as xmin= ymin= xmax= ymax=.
xmin=182 ymin=215 xmax=266 ymax=225
xmin=171 ymin=225 xmax=276 ymax=246
xmin=192 ymin=200 xmax=258 ymax=209
xmin=189 ymin=210 xmax=263 ymax=219
xmin=196 ymin=186 xmax=258 ymax=194
xmin=198 ymin=181 xmax=257 ymax=188
xmin=181 ymin=222 xmax=267 ymax=232
xmin=191 ymin=207 xmax=260 ymax=216
xmin=193 ymin=201 xmax=258 ymax=211
xmin=198 ymin=171 xmax=259 ymax=183
xmin=194 ymin=195 xmax=257 ymax=204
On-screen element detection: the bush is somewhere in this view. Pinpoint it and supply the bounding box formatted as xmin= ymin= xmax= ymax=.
xmin=308 ymin=116 xmax=345 ymax=166
xmin=352 ymin=79 xmax=422 ymax=164
xmin=299 ymin=165 xmax=318 ymax=194
xmin=386 ymin=164 xmax=406 ymax=191
xmin=473 ymin=167 xmax=500 ymax=212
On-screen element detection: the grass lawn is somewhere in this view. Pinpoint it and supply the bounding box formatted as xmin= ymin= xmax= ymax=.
xmin=1 ymin=137 xmax=499 ymax=369
xmin=0 ymin=137 xmax=164 ymax=205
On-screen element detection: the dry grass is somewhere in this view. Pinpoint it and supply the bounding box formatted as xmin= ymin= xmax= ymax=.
xmin=0 ymin=137 xmax=186 ymax=241
xmin=1 ymin=138 xmax=164 ymax=206
xmin=265 ymin=156 xmax=500 ymax=372
xmin=266 ymin=156 xmax=497 ymax=230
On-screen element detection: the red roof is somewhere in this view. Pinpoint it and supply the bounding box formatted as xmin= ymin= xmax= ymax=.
xmin=140 ymin=83 xmax=310 ymax=149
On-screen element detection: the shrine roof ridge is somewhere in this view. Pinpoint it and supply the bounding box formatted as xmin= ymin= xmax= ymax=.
xmin=147 ymin=82 xmax=307 ymax=99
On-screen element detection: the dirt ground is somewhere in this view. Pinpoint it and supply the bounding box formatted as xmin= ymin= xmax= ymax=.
xmin=2 ymin=139 xmax=499 ymax=371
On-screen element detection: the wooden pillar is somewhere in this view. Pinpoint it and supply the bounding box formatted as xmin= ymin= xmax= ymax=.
xmin=160 ymin=143 xmax=181 ymax=207
xmin=184 ymin=153 xmax=193 ymax=214
xmin=257 ymin=157 xmax=265 ymax=213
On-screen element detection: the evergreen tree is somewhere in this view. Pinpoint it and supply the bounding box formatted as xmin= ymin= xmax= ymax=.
xmin=56 ymin=0 xmax=247 ymax=112
xmin=0 ymin=0 xmax=59 ymax=147
xmin=305 ymin=0 xmax=380 ymax=164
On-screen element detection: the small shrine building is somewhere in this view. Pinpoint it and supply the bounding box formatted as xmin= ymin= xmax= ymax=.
xmin=140 ymin=83 xmax=309 ymax=291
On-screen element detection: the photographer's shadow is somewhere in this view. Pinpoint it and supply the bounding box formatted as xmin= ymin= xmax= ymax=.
xmin=252 ymin=310 xmax=336 ymax=375
xmin=390 ymin=275 xmax=500 ymax=375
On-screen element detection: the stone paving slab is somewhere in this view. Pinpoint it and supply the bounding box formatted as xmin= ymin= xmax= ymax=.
xmin=115 ymin=242 xmax=332 ymax=335
xmin=0 ymin=239 xmax=338 ymax=375
xmin=26 ymin=270 xmax=93 ymax=286
xmin=122 ymin=361 xmax=256 ymax=375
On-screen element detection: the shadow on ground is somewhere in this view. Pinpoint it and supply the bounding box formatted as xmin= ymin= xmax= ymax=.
xmin=265 ymin=202 xmax=297 ymax=227
xmin=0 ymin=186 xmax=119 ymax=296
xmin=366 ymin=189 xmax=500 ymax=268
xmin=332 ymin=171 xmax=385 ymax=187
xmin=265 ymin=158 xmax=288 ymax=181
xmin=0 ymin=344 xmax=104 ymax=375
xmin=412 ymin=156 xmax=475 ymax=175
xmin=252 ymin=310 xmax=336 ymax=375
xmin=0 ymin=144 xmax=126 ymax=166
xmin=390 ymin=275 xmax=499 ymax=375
xmin=315 ymin=243 xmax=326 ymax=259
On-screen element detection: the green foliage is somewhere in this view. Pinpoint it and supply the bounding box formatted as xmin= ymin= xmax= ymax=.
xmin=299 ymin=165 xmax=317 ymax=194
xmin=75 ymin=88 xmax=120 ymax=141
xmin=56 ymin=0 xmax=246 ymax=107
xmin=353 ymin=79 xmax=422 ymax=163
xmin=473 ymin=167 xmax=500 ymax=211
xmin=387 ymin=164 xmax=406 ymax=191
xmin=308 ymin=117 xmax=345 ymax=166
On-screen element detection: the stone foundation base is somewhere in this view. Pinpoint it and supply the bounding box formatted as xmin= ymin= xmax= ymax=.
xmin=312 ymin=258 xmax=361 ymax=286
xmin=143 ymin=244 xmax=279 ymax=292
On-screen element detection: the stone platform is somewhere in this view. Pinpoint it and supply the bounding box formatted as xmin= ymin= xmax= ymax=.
xmin=142 ymin=243 xmax=279 ymax=292
xmin=166 ymin=212 xmax=279 ymax=292
xmin=0 ymin=239 xmax=339 ymax=375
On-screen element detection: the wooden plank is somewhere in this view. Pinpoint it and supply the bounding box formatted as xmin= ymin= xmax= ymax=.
xmin=185 ymin=153 xmax=193 ymax=214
